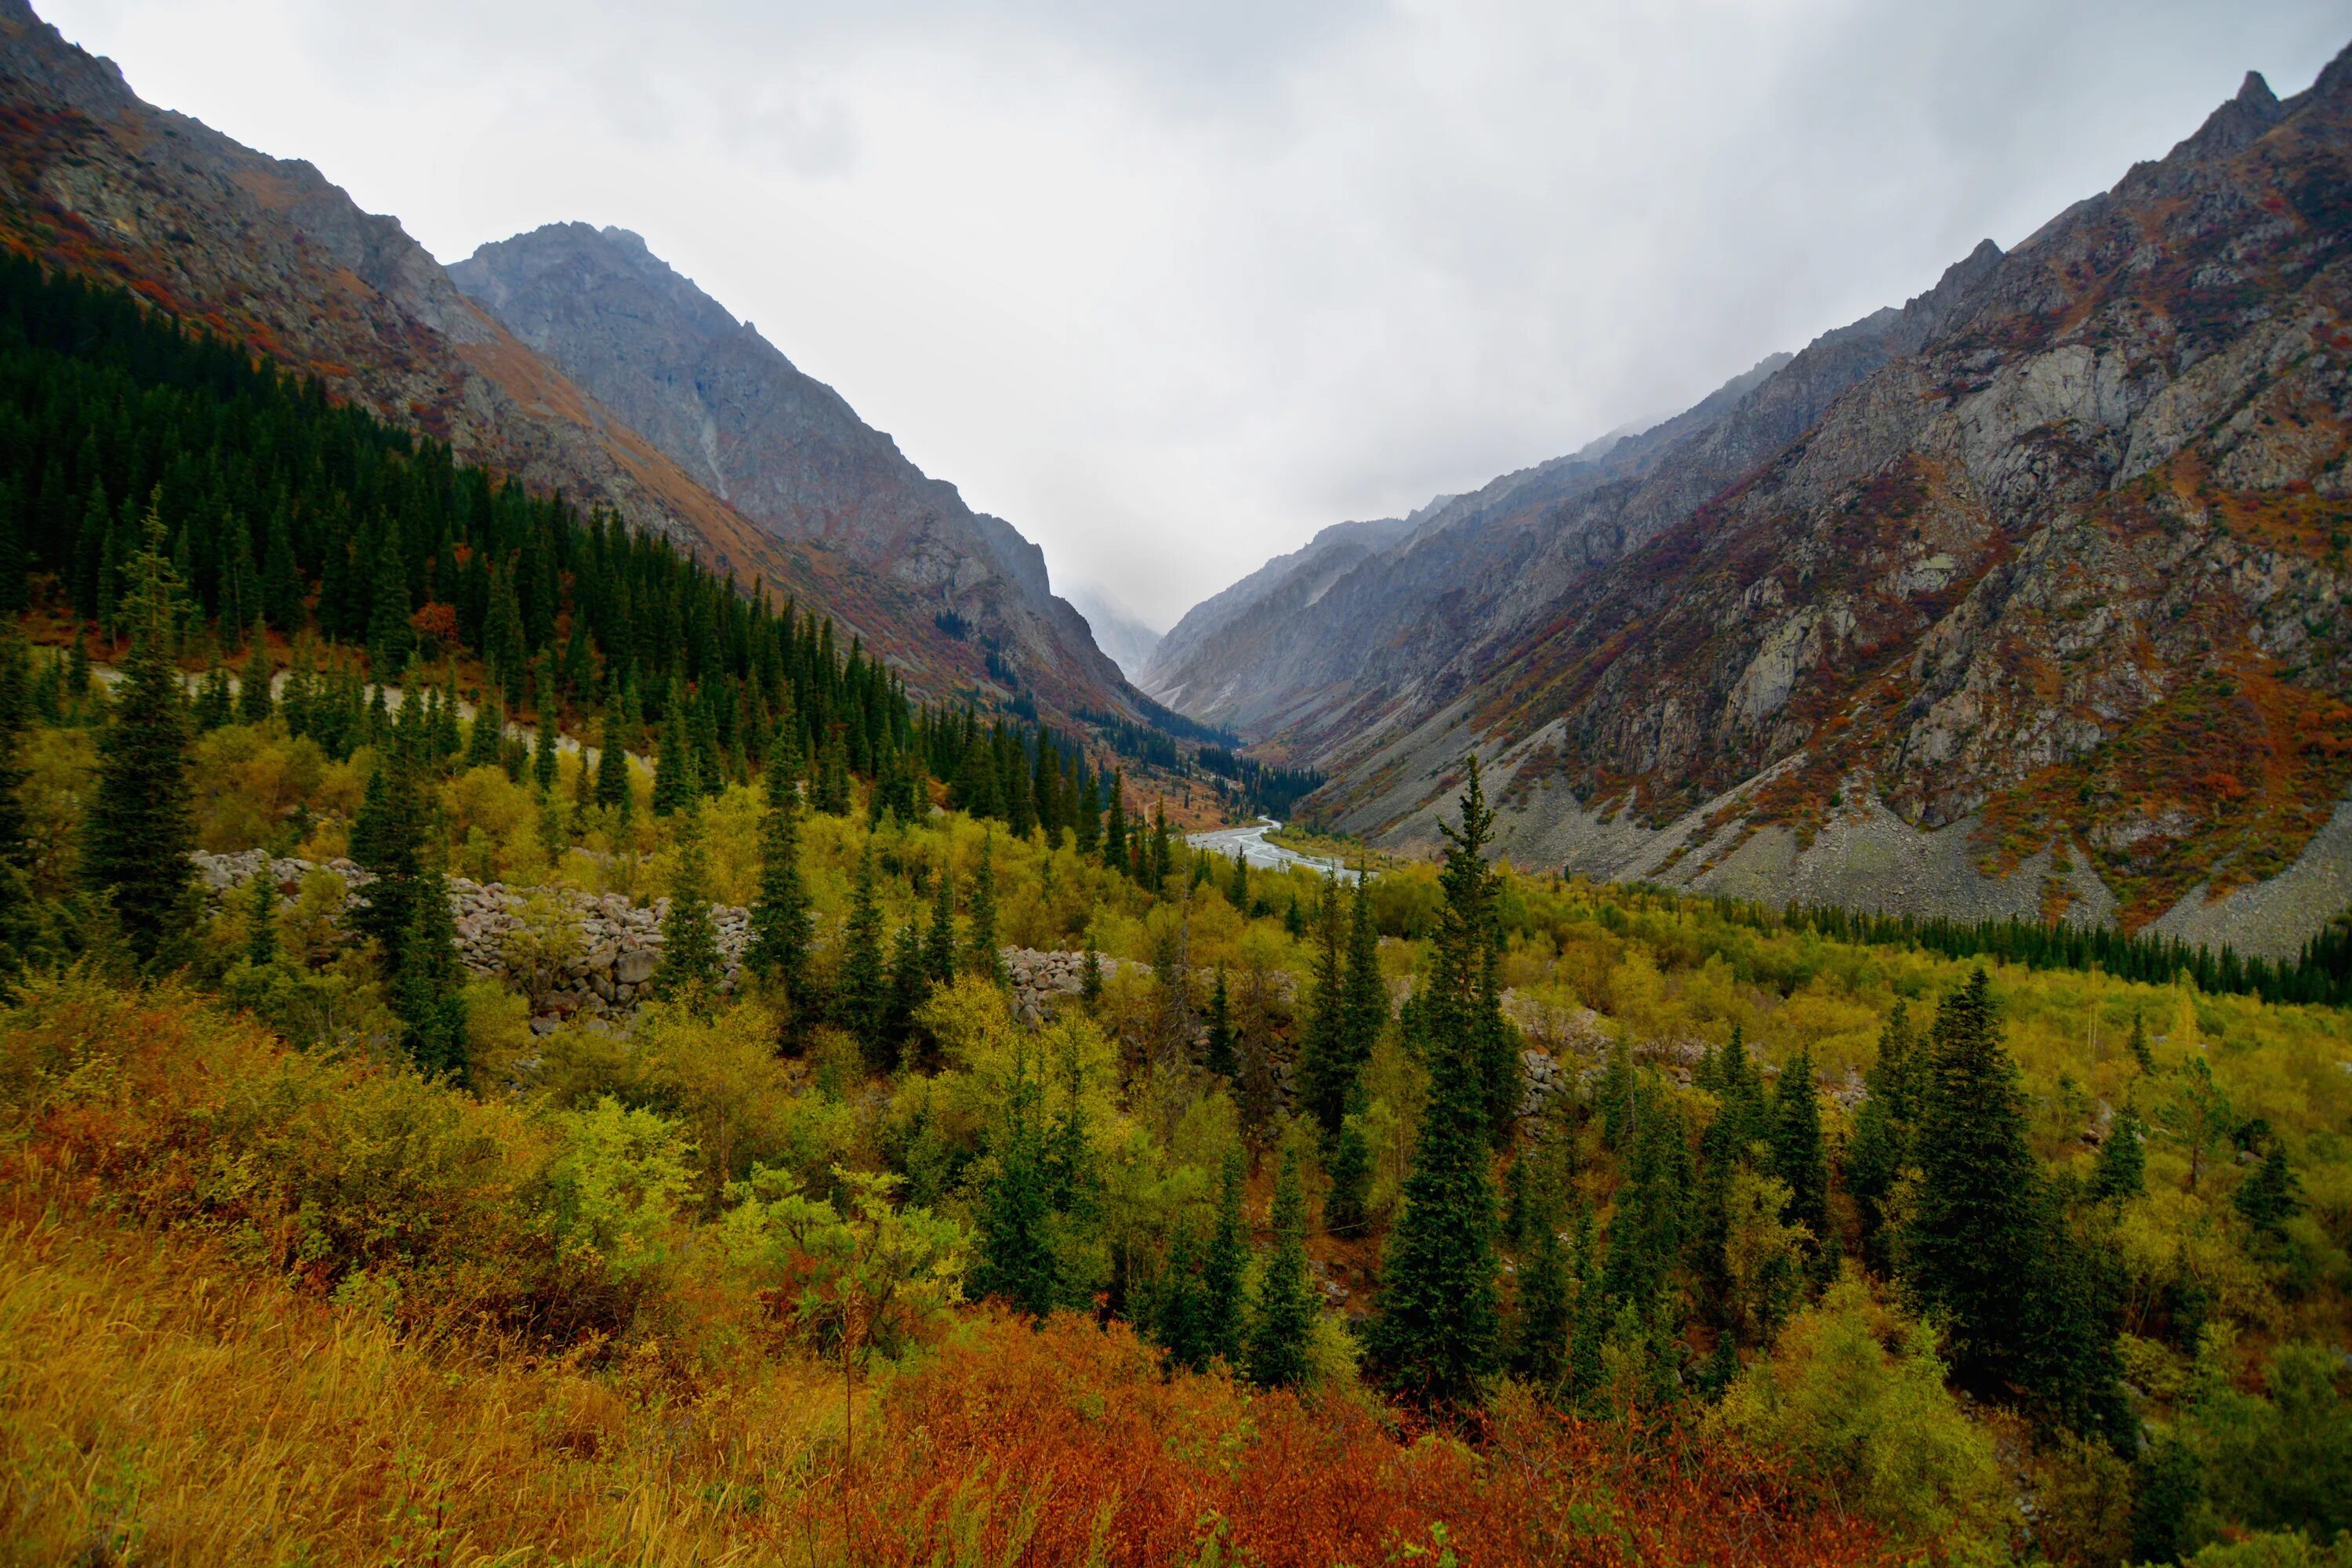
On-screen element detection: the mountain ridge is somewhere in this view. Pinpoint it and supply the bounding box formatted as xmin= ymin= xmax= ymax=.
xmin=1158 ymin=49 xmax=2352 ymax=956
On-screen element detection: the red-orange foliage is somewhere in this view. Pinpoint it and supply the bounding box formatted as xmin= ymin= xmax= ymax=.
xmin=846 ymin=1311 xmax=1891 ymax=1567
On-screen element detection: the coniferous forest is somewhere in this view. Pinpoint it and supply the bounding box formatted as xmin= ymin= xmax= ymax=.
xmin=0 ymin=264 xmax=2347 ymax=1568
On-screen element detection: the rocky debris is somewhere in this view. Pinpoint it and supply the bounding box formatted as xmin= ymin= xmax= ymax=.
xmin=1001 ymin=946 xmax=1138 ymax=1027
xmin=196 ymin=851 xmax=1154 ymax=1040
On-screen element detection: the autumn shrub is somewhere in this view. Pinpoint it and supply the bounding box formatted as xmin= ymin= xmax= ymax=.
xmin=1709 ymin=1266 xmax=2012 ymax=1559
xmin=0 ymin=973 xmax=682 ymax=1344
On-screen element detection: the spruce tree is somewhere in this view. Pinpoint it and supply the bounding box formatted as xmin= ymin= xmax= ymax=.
xmin=193 ymin=664 xmax=232 ymax=731
xmin=464 ymin=691 xmax=505 ymax=772
xmin=1341 ymin=875 xmax=1388 ymax=1074
xmin=1772 ymin=1043 xmax=1831 ymax=1265
xmin=1324 ymin=1106 xmax=1373 ymax=1236
xmin=967 ymin=832 xmax=1006 ymax=986
xmin=745 ymin=729 xmax=814 ymax=1012
xmin=1201 ymin=1150 xmax=1249 ymax=1367
xmin=2126 ymin=1007 xmax=2154 ymax=1073
xmin=1203 ymin=965 xmax=1236 ymax=1079
xmin=242 ymin=866 xmax=278 ymax=969
xmin=1102 ymin=769 xmax=1127 ymax=872
xmin=880 ymin=923 xmax=926 ymax=1069
xmin=0 ymin=626 xmax=38 ymax=972
xmin=1247 ymin=1141 xmax=1317 ymax=1388
xmin=836 ymin=845 xmax=887 ymax=1051
xmin=2090 ymin=1108 xmax=2146 ymax=1202
xmin=1156 ymin=1227 xmax=1207 ymax=1371
xmin=1229 ymin=848 xmax=1248 ymax=909
xmin=2233 ymin=1144 xmax=2302 ymax=1242
xmin=594 ymin=703 xmax=632 ymax=822
xmin=924 ymin=862 xmax=958 ymax=986
xmin=655 ymin=804 xmax=724 ymax=1013
xmin=1511 ymin=1175 xmax=1571 ymax=1388
xmin=532 ymin=679 xmax=560 ymax=794
xmin=1296 ymin=891 xmax=1348 ymax=1134
xmin=238 ymin=637 xmax=273 ymax=725
xmin=977 ymin=1047 xmax=1067 ymax=1316
xmin=391 ymin=866 xmax=468 ymax=1081
xmin=1903 ymin=968 xmax=2044 ymax=1398
xmin=366 ymin=528 xmax=412 ymax=676
xmin=350 ymin=742 xmax=429 ymax=961
xmin=82 ymin=512 xmax=199 ymax=969
xmin=1365 ymin=760 xmax=1503 ymax=1409
xmin=652 ymin=679 xmax=695 ymax=815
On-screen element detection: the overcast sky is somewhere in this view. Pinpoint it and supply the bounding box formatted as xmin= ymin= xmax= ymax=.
xmin=37 ymin=1 xmax=2352 ymax=628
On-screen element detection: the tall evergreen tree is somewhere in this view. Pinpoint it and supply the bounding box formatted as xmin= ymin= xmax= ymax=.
xmin=1903 ymin=969 xmax=2045 ymax=1399
xmin=531 ymin=666 xmax=560 ymax=795
xmin=745 ymin=728 xmax=814 ymax=1014
xmin=82 ymin=512 xmax=199 ymax=969
xmin=464 ymin=690 xmax=505 ymax=772
xmin=2234 ymin=1143 xmax=2303 ymax=1242
xmin=1247 ymin=1141 xmax=1317 ymax=1388
xmin=391 ymin=865 xmax=468 ymax=1081
xmin=0 ymin=626 xmax=40 ymax=972
xmin=2090 ymin=1108 xmax=2146 ymax=1203
xmin=594 ymin=702 xmax=632 ymax=822
xmin=836 ymin=845 xmax=887 ymax=1051
xmin=655 ymin=804 xmax=724 ymax=1013
xmin=1296 ymin=888 xmax=1351 ymax=1137
xmin=238 ymin=637 xmax=274 ymax=725
xmin=1772 ymin=1044 xmax=1831 ymax=1266
xmin=976 ymin=1047 xmax=1070 ymax=1316
xmin=652 ymin=678 xmax=695 ymax=815
xmin=1201 ymin=1150 xmax=1249 ymax=1367
xmin=967 ymin=832 xmax=1006 ymax=986
xmin=924 ymin=862 xmax=958 ymax=986
xmin=1511 ymin=1170 xmax=1571 ymax=1388
xmin=1365 ymin=760 xmax=1503 ymax=1408
xmin=1102 ymin=770 xmax=1127 ymax=873
xmin=1203 ymin=965 xmax=1236 ymax=1079
xmin=241 ymin=866 xmax=278 ymax=969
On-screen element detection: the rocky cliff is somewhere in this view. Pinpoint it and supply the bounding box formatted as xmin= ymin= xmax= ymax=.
xmin=1160 ymin=58 xmax=2352 ymax=956
xmin=448 ymin=223 xmax=1139 ymax=720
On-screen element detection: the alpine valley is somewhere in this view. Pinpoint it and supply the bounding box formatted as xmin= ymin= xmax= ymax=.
xmin=1149 ymin=56 xmax=2352 ymax=960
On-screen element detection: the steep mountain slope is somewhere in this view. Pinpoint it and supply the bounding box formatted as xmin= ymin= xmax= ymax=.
xmin=448 ymin=223 xmax=1134 ymax=720
xmin=1176 ymin=59 xmax=2352 ymax=956
xmin=0 ymin=0 xmax=1137 ymax=721
xmin=1060 ymin=582 xmax=1162 ymax=683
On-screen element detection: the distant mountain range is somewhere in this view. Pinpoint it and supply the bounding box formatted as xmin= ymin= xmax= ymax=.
xmin=0 ymin=0 xmax=1144 ymax=728
xmin=1149 ymin=56 xmax=2352 ymax=957
xmin=1058 ymin=583 xmax=1163 ymax=684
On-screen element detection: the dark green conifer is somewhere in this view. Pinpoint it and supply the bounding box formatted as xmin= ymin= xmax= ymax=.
xmin=924 ymin=862 xmax=958 ymax=986
xmin=365 ymin=528 xmax=412 ymax=676
xmin=977 ymin=1047 xmax=1068 ymax=1316
xmin=1324 ymin=1105 xmax=1372 ymax=1236
xmin=2234 ymin=1144 xmax=2302 ymax=1242
xmin=1228 ymin=848 xmax=1248 ymax=909
xmin=390 ymin=866 xmax=468 ymax=1081
xmin=193 ymin=664 xmax=233 ymax=731
xmin=2126 ymin=1007 xmax=2154 ymax=1073
xmin=82 ymin=513 xmax=199 ymax=969
xmin=2090 ymin=1108 xmax=2146 ymax=1203
xmin=1903 ymin=968 xmax=2045 ymax=1398
xmin=1296 ymin=889 xmax=1348 ymax=1135
xmin=652 ymin=679 xmax=695 ymax=815
xmin=464 ymin=691 xmax=505 ymax=772
xmin=1203 ymin=965 xmax=1236 ymax=1079
xmin=1247 ymin=1141 xmax=1317 ymax=1388
xmin=655 ymin=804 xmax=724 ymax=1014
xmin=531 ymin=663 xmax=560 ymax=795
xmin=967 ymin=832 xmax=1005 ymax=986
xmin=594 ymin=704 xmax=632 ymax=822
xmin=880 ymin=922 xmax=925 ymax=1069
xmin=1772 ymin=1044 xmax=1831 ymax=1262
xmin=1511 ymin=1175 xmax=1571 ymax=1388
xmin=1156 ymin=1226 xmax=1207 ymax=1371
xmin=1365 ymin=760 xmax=1504 ymax=1409
xmin=0 ymin=627 xmax=38 ymax=972
xmin=744 ymin=728 xmax=814 ymax=1013
xmin=836 ymin=845 xmax=887 ymax=1051
xmin=238 ymin=637 xmax=274 ymax=725
xmin=1102 ymin=770 xmax=1127 ymax=872
xmin=1202 ymin=1150 xmax=1249 ymax=1367
xmin=242 ymin=869 xmax=278 ymax=969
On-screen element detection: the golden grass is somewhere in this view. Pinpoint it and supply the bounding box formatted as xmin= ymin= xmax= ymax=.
xmin=0 ymin=1211 xmax=847 ymax=1567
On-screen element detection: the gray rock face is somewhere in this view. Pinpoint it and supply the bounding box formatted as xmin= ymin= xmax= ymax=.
xmin=1155 ymin=46 xmax=2352 ymax=953
xmin=449 ymin=223 xmax=1136 ymax=720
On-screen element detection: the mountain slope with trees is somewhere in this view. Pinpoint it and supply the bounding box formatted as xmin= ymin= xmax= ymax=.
xmin=1156 ymin=55 xmax=2352 ymax=960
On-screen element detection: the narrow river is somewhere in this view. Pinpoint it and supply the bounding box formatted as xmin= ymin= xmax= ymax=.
xmin=1185 ymin=818 xmax=1361 ymax=884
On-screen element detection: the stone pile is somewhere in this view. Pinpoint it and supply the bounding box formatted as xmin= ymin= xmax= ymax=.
xmin=1001 ymin=946 xmax=1136 ymax=1027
